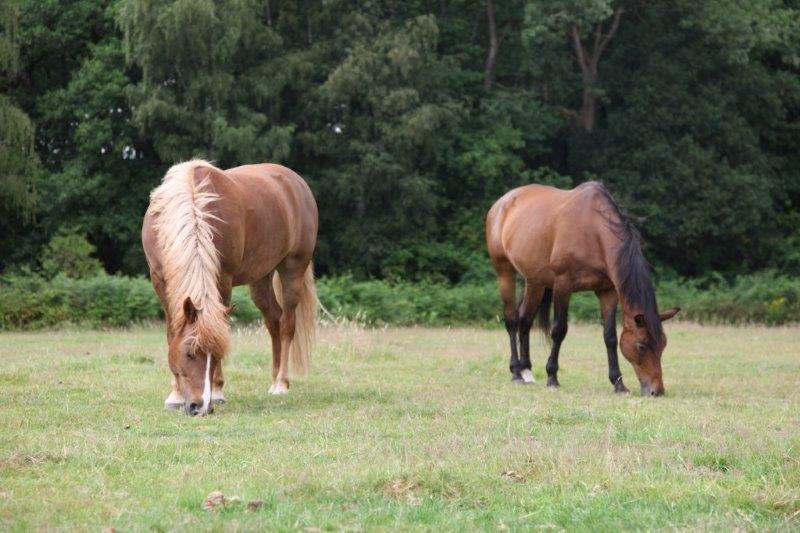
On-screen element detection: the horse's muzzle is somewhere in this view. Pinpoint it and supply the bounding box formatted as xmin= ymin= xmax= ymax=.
xmin=640 ymin=381 xmax=665 ymax=397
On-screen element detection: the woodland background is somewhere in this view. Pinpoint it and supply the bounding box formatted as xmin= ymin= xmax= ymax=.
xmin=1 ymin=0 xmax=799 ymax=326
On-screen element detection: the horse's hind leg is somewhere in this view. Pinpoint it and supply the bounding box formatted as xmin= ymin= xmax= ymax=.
xmin=249 ymin=273 xmax=284 ymax=394
xmin=517 ymin=282 xmax=544 ymax=384
xmin=271 ymin=257 xmax=309 ymax=394
xmin=546 ymin=283 xmax=571 ymax=388
xmin=493 ymin=259 xmax=522 ymax=381
xmin=596 ymin=289 xmax=629 ymax=394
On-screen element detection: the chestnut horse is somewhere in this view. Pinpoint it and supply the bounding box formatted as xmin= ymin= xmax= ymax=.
xmin=486 ymin=181 xmax=679 ymax=396
xmin=142 ymin=159 xmax=318 ymax=415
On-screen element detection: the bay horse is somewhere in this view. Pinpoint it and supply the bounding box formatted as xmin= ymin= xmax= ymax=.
xmin=142 ymin=159 xmax=318 ymax=415
xmin=486 ymin=181 xmax=679 ymax=396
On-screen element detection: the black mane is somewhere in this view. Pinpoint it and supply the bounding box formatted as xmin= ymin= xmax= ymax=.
xmin=590 ymin=182 xmax=663 ymax=344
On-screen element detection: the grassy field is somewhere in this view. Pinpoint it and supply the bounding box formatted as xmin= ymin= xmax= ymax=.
xmin=1 ymin=323 xmax=798 ymax=531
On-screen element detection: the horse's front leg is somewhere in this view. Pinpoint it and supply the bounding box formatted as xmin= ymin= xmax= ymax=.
xmin=164 ymin=373 xmax=184 ymax=410
xmin=210 ymin=277 xmax=232 ymax=405
xmin=596 ymin=289 xmax=629 ymax=394
xmin=152 ymin=273 xmax=183 ymax=410
xmin=211 ymin=364 xmax=226 ymax=405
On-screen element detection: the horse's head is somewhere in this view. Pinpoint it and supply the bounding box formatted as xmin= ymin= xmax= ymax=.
xmin=168 ymin=297 xmax=230 ymax=416
xmin=619 ymin=307 xmax=680 ymax=396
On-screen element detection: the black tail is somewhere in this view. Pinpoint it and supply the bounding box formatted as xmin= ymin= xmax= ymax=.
xmin=536 ymin=288 xmax=553 ymax=342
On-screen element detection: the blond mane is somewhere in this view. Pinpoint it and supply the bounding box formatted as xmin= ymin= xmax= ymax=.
xmin=149 ymin=159 xmax=230 ymax=358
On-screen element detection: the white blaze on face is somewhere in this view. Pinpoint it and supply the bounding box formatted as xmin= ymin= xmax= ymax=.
xmin=202 ymin=353 xmax=212 ymax=413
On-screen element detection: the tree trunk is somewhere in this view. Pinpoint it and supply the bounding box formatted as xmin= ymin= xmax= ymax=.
xmin=305 ymin=0 xmax=312 ymax=44
xmin=483 ymin=0 xmax=498 ymax=90
xmin=568 ymin=9 xmax=623 ymax=133
xmin=578 ymin=86 xmax=597 ymax=133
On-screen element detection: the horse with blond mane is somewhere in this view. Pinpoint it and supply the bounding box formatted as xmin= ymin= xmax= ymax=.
xmin=142 ymin=160 xmax=318 ymax=416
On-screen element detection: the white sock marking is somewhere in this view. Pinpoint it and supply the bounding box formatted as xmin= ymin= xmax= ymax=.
xmin=521 ymin=369 xmax=535 ymax=383
xmin=202 ymin=353 xmax=212 ymax=412
xmin=165 ymin=391 xmax=184 ymax=405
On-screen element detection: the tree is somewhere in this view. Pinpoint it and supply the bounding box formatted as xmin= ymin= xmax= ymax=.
xmin=118 ymin=0 xmax=294 ymax=166
xmin=35 ymin=37 xmax=162 ymax=274
xmin=0 ymin=1 xmax=36 ymax=219
xmin=311 ymin=14 xmax=463 ymax=278
xmin=585 ymin=0 xmax=800 ymax=274
xmin=2 ymin=0 xmax=799 ymax=280
xmin=524 ymin=0 xmax=624 ymax=133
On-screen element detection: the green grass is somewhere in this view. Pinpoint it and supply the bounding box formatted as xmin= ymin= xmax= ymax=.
xmin=1 ymin=323 xmax=799 ymax=530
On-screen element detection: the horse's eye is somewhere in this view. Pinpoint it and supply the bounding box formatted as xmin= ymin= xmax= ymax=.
xmin=186 ymin=352 xmax=196 ymax=360
xmin=635 ymin=342 xmax=646 ymax=354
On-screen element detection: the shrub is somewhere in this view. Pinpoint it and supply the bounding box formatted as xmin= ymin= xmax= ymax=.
xmin=0 ymin=271 xmax=798 ymax=330
xmin=0 ymin=273 xmax=162 ymax=329
xmin=39 ymin=228 xmax=103 ymax=279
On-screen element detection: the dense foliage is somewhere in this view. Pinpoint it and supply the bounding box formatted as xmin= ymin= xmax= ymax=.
xmin=1 ymin=0 xmax=799 ymax=282
xmin=2 ymin=272 xmax=799 ymax=329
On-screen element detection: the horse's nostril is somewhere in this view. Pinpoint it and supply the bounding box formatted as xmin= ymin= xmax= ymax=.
xmin=188 ymin=402 xmax=199 ymax=415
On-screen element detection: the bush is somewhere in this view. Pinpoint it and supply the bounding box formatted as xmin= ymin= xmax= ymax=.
xmin=0 ymin=271 xmax=798 ymax=330
xmin=39 ymin=228 xmax=104 ymax=279
xmin=0 ymin=273 xmax=161 ymax=329
xmin=658 ymin=271 xmax=800 ymax=326
xmin=317 ymin=276 xmax=499 ymax=326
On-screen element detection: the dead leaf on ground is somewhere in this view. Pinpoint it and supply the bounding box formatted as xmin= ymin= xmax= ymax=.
xmin=501 ymin=470 xmax=524 ymax=482
xmin=384 ymin=478 xmax=423 ymax=505
xmin=202 ymin=490 xmax=226 ymax=511
xmin=246 ymin=500 xmax=264 ymax=511
xmin=203 ymin=490 xmax=245 ymax=511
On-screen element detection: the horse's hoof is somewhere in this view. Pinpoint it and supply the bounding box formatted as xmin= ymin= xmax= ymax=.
xmin=211 ymin=391 xmax=226 ymax=405
xmin=268 ymin=382 xmax=289 ymax=395
xmin=164 ymin=391 xmax=184 ymax=411
xmin=546 ymin=377 xmax=560 ymax=388
xmin=520 ymin=369 xmax=535 ymax=384
xmin=613 ymin=378 xmax=630 ymax=394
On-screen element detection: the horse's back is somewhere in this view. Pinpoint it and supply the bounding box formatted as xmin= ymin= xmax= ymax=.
xmin=227 ymin=164 xmax=313 ymax=201
xmin=487 ymin=182 xmax=610 ymax=285
xmin=220 ymin=163 xmax=318 ymax=282
xmin=486 ymin=184 xmax=570 ymax=258
xmin=144 ymin=161 xmax=318 ymax=288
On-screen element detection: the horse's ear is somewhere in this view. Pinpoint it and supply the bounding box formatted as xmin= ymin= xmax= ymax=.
xmin=225 ymin=304 xmax=236 ymax=317
xmin=183 ymin=297 xmax=198 ymax=324
xmin=634 ymin=314 xmax=646 ymax=328
xmin=659 ymin=307 xmax=680 ymax=321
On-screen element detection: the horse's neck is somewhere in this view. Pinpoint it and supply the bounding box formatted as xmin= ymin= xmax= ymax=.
xmin=602 ymin=237 xmax=644 ymax=317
